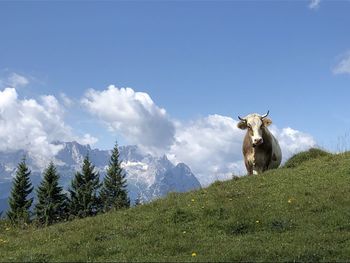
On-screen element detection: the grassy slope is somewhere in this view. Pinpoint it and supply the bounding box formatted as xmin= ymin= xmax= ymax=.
xmin=1 ymin=152 xmax=350 ymax=262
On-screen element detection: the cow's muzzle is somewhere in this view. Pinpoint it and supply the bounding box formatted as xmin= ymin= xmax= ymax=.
xmin=252 ymin=138 xmax=263 ymax=147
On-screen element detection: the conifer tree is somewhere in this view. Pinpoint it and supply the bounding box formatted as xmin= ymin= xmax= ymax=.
xmin=69 ymin=154 xmax=101 ymax=218
xmin=100 ymin=141 xmax=130 ymax=211
xmin=7 ymin=157 xmax=33 ymax=225
xmin=35 ymin=162 xmax=67 ymax=226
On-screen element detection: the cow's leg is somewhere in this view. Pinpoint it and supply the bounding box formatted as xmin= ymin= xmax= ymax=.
xmin=247 ymin=167 xmax=253 ymax=175
xmin=245 ymin=160 xmax=253 ymax=175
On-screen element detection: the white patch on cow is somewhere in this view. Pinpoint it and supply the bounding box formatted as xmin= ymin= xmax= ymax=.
xmin=246 ymin=148 xmax=255 ymax=166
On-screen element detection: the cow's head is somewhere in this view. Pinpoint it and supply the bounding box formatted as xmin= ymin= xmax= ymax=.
xmin=237 ymin=111 xmax=272 ymax=147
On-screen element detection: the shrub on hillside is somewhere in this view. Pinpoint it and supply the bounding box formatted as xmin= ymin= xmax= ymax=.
xmin=283 ymin=148 xmax=331 ymax=168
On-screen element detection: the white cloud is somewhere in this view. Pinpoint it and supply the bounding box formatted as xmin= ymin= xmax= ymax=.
xmin=0 ymin=87 xmax=97 ymax=168
xmin=79 ymin=133 xmax=99 ymax=145
xmin=81 ymin=85 xmax=175 ymax=153
xmin=269 ymin=126 xmax=316 ymax=162
xmin=59 ymin=92 xmax=73 ymax=107
xmin=333 ymin=51 xmax=350 ymax=75
xmin=168 ymin=115 xmax=316 ymax=186
xmin=309 ymin=0 xmax=321 ymax=9
xmin=7 ymin=73 xmax=29 ymax=88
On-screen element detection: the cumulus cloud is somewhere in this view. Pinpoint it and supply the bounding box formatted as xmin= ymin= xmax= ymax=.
xmin=0 ymin=87 xmax=97 ymax=168
xmin=309 ymin=0 xmax=321 ymax=9
xmin=333 ymin=51 xmax=350 ymax=75
xmin=79 ymin=133 xmax=99 ymax=145
xmin=81 ymin=85 xmax=175 ymax=153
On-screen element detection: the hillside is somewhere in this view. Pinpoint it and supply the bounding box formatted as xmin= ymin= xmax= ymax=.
xmin=1 ymin=150 xmax=350 ymax=262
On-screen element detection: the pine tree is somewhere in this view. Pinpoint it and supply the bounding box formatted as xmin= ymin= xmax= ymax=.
xmin=100 ymin=141 xmax=130 ymax=212
xmin=35 ymin=162 xmax=67 ymax=226
xmin=7 ymin=157 xmax=33 ymax=225
xmin=69 ymin=154 xmax=101 ymax=218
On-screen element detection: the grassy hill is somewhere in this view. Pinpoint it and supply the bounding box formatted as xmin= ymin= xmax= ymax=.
xmin=1 ymin=150 xmax=350 ymax=262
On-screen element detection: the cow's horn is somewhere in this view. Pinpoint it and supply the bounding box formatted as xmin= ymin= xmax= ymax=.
xmin=261 ymin=110 xmax=270 ymax=119
xmin=238 ymin=116 xmax=246 ymax=121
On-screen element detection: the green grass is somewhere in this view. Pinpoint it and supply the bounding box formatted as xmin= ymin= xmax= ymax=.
xmin=283 ymin=148 xmax=331 ymax=168
xmin=1 ymin=150 xmax=350 ymax=262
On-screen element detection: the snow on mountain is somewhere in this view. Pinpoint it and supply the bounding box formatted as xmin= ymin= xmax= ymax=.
xmin=150 ymin=162 xmax=201 ymax=198
xmin=0 ymin=141 xmax=201 ymax=212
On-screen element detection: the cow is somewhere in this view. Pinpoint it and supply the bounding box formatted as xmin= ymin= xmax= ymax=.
xmin=237 ymin=111 xmax=282 ymax=175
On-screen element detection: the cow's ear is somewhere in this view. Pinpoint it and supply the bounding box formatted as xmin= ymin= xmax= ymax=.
xmin=237 ymin=121 xmax=247 ymax=130
xmin=262 ymin=118 xmax=272 ymax=127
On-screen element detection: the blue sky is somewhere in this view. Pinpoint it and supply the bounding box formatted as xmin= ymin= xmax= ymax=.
xmin=0 ymin=0 xmax=349 ymax=164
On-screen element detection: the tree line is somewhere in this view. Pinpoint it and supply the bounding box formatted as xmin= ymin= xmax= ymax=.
xmin=6 ymin=141 xmax=130 ymax=227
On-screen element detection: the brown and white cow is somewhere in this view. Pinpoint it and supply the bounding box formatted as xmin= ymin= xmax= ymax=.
xmin=237 ymin=111 xmax=282 ymax=175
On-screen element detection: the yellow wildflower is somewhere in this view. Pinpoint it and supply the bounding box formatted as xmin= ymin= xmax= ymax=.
xmin=288 ymin=198 xmax=293 ymax=203
xmin=191 ymin=199 xmax=195 ymax=202
xmin=192 ymin=252 xmax=197 ymax=257
xmin=183 ymin=230 xmax=186 ymax=234
xmin=5 ymin=227 xmax=10 ymax=231
xmin=256 ymin=220 xmax=260 ymax=223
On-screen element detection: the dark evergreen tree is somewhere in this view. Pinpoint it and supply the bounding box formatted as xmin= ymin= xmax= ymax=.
xmin=35 ymin=162 xmax=67 ymax=226
xmin=7 ymin=157 xmax=33 ymax=225
xmin=69 ymin=154 xmax=101 ymax=218
xmin=100 ymin=141 xmax=130 ymax=211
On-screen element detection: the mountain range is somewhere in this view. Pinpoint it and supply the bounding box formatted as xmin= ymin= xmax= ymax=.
xmin=0 ymin=141 xmax=201 ymax=213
